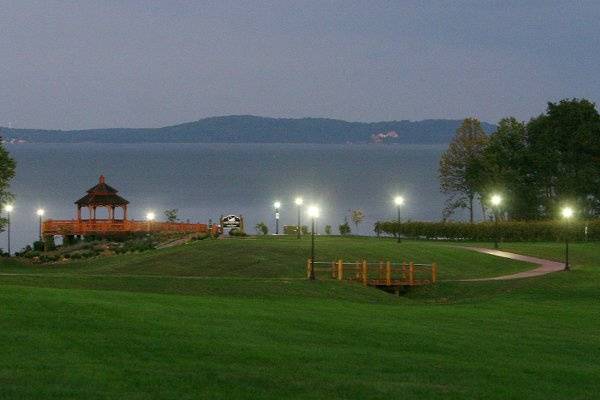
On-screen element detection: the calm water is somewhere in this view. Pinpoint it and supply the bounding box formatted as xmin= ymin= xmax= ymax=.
xmin=4 ymin=143 xmax=459 ymax=252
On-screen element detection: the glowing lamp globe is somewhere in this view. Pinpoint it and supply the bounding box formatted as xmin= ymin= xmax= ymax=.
xmin=307 ymin=206 xmax=320 ymax=219
xmin=490 ymin=194 xmax=502 ymax=207
xmin=394 ymin=196 xmax=404 ymax=206
xmin=294 ymin=197 xmax=303 ymax=206
xmin=561 ymin=207 xmax=574 ymax=219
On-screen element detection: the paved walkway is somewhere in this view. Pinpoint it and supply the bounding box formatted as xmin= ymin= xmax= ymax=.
xmin=460 ymin=247 xmax=565 ymax=281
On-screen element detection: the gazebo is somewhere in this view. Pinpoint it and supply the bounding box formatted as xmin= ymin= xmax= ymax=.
xmin=41 ymin=174 xmax=218 ymax=241
xmin=75 ymin=175 xmax=129 ymax=221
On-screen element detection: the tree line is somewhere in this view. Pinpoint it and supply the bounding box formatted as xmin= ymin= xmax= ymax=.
xmin=0 ymin=132 xmax=16 ymax=237
xmin=440 ymin=98 xmax=600 ymax=221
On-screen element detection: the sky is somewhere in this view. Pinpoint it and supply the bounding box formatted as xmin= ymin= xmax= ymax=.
xmin=0 ymin=0 xmax=599 ymax=130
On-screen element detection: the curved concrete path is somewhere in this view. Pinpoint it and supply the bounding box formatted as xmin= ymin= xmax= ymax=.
xmin=460 ymin=247 xmax=565 ymax=281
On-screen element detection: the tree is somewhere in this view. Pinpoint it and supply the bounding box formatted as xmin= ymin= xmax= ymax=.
xmin=439 ymin=118 xmax=489 ymax=222
xmin=255 ymin=222 xmax=268 ymax=235
xmin=526 ymin=99 xmax=600 ymax=217
xmin=481 ymin=117 xmax=539 ymax=220
xmin=339 ymin=217 xmax=351 ymax=236
xmin=324 ymin=225 xmax=332 ymax=235
xmin=164 ymin=209 xmax=178 ymax=222
xmin=350 ymin=209 xmax=364 ymax=230
xmin=0 ymin=133 xmax=16 ymax=233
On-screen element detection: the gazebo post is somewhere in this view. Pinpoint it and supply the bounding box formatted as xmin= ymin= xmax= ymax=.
xmin=123 ymin=205 xmax=128 ymax=221
xmin=77 ymin=206 xmax=81 ymax=221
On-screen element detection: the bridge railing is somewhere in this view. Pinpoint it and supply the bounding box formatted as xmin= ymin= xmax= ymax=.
xmin=42 ymin=219 xmax=218 ymax=236
xmin=307 ymin=259 xmax=437 ymax=286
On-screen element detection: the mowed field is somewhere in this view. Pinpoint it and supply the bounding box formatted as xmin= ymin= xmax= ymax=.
xmin=0 ymin=236 xmax=599 ymax=399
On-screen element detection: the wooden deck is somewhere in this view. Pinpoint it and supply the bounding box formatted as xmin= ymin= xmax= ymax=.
xmin=42 ymin=219 xmax=217 ymax=236
xmin=308 ymin=260 xmax=437 ymax=289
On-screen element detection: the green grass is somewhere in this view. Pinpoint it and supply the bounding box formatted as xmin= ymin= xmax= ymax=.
xmin=1 ymin=236 xmax=530 ymax=279
xmin=0 ymin=237 xmax=599 ymax=399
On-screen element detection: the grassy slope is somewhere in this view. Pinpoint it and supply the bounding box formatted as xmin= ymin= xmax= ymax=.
xmin=0 ymin=238 xmax=599 ymax=399
xmin=0 ymin=237 xmax=531 ymax=301
xmin=1 ymin=236 xmax=530 ymax=279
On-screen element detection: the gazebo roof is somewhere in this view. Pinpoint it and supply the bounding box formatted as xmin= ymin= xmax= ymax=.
xmin=75 ymin=175 xmax=129 ymax=207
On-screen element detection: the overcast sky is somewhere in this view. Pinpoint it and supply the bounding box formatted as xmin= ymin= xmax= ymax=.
xmin=1 ymin=1 xmax=599 ymax=130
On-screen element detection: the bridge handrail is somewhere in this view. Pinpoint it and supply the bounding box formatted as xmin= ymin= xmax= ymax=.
xmin=42 ymin=219 xmax=218 ymax=236
xmin=307 ymin=259 xmax=437 ymax=286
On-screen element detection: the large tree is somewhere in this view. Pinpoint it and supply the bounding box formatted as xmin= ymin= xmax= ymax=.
xmin=0 ymin=133 xmax=16 ymax=232
xmin=439 ymin=118 xmax=488 ymax=222
xmin=480 ymin=117 xmax=540 ymax=220
xmin=526 ymin=99 xmax=600 ymax=217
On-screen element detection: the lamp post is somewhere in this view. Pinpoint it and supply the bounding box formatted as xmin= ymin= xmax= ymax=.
xmin=561 ymin=206 xmax=574 ymax=271
xmin=273 ymin=201 xmax=281 ymax=235
xmin=36 ymin=208 xmax=45 ymax=241
xmin=308 ymin=205 xmax=319 ymax=280
xmin=146 ymin=211 xmax=155 ymax=233
xmin=394 ymin=196 xmax=404 ymax=243
xmin=490 ymin=194 xmax=502 ymax=249
xmin=4 ymin=204 xmax=13 ymax=256
xmin=294 ymin=197 xmax=303 ymax=239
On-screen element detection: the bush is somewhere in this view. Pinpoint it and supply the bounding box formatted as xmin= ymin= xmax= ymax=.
xmin=374 ymin=220 xmax=600 ymax=242
xmin=229 ymin=228 xmax=247 ymax=237
xmin=118 ymin=238 xmax=156 ymax=253
xmin=255 ymin=222 xmax=269 ymax=235
xmin=190 ymin=233 xmax=209 ymax=241
xmin=283 ymin=225 xmax=308 ymax=235
xmin=339 ymin=221 xmax=351 ymax=236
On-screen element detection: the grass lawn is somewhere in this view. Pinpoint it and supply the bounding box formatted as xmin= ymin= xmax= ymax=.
xmin=0 ymin=237 xmax=599 ymax=399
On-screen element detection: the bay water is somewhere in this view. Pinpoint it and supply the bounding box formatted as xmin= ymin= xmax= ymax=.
xmin=4 ymin=143 xmax=463 ymax=252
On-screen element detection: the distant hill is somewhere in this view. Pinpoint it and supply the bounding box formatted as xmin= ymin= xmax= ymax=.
xmin=1 ymin=115 xmax=496 ymax=144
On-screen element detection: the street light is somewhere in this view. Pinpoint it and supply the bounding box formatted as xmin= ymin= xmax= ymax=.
xmin=4 ymin=204 xmax=13 ymax=256
xmin=561 ymin=206 xmax=574 ymax=271
xmin=273 ymin=201 xmax=281 ymax=235
xmin=294 ymin=197 xmax=303 ymax=239
xmin=36 ymin=208 xmax=45 ymax=241
xmin=307 ymin=205 xmax=319 ymax=280
xmin=490 ymin=194 xmax=502 ymax=249
xmin=146 ymin=211 xmax=155 ymax=232
xmin=394 ymin=196 xmax=404 ymax=243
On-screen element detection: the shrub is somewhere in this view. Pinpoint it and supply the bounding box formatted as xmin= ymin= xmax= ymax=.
xmin=191 ymin=233 xmax=209 ymax=241
xmin=81 ymin=251 xmax=96 ymax=258
xmin=339 ymin=221 xmax=351 ymax=236
xmin=229 ymin=228 xmax=247 ymax=237
xmin=255 ymin=222 xmax=269 ymax=235
xmin=374 ymin=220 xmax=600 ymax=242
xmin=283 ymin=225 xmax=308 ymax=235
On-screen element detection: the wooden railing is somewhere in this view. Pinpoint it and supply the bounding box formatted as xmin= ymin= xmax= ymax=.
xmin=307 ymin=259 xmax=437 ymax=287
xmin=42 ymin=219 xmax=219 ymax=236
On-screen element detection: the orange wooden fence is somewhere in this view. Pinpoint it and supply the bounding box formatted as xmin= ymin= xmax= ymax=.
xmin=307 ymin=259 xmax=437 ymax=287
xmin=42 ymin=219 xmax=219 ymax=236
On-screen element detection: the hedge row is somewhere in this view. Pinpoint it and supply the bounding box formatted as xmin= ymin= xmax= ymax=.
xmin=374 ymin=220 xmax=600 ymax=242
